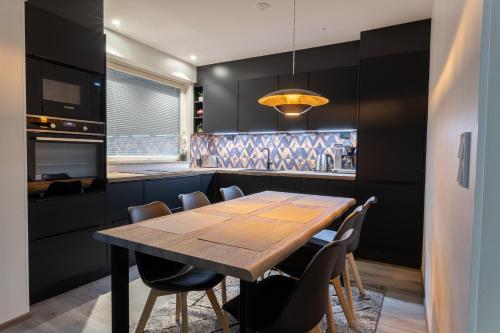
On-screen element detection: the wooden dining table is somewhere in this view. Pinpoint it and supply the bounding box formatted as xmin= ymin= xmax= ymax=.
xmin=94 ymin=191 xmax=355 ymax=333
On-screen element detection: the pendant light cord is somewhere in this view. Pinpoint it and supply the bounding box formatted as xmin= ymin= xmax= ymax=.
xmin=292 ymin=0 xmax=296 ymax=87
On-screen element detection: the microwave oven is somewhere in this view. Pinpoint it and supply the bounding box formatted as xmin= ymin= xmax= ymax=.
xmin=26 ymin=57 xmax=104 ymax=121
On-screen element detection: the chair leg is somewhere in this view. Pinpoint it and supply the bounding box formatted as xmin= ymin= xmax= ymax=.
xmin=221 ymin=277 xmax=228 ymax=305
xmin=206 ymin=288 xmax=230 ymax=333
xmin=175 ymin=293 xmax=181 ymax=323
xmin=348 ymin=253 xmax=366 ymax=298
xmin=343 ymin=264 xmax=356 ymax=325
xmin=310 ymin=324 xmax=322 ymax=333
xmin=332 ymin=278 xmax=355 ymax=329
xmin=135 ymin=289 xmax=159 ymax=333
xmin=325 ymin=291 xmax=336 ymax=333
xmin=181 ymin=292 xmax=189 ymax=333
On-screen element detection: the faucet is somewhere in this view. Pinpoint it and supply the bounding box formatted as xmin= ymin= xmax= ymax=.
xmin=261 ymin=148 xmax=273 ymax=170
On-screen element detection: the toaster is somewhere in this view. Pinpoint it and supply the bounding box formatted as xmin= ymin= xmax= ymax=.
xmin=201 ymin=155 xmax=219 ymax=168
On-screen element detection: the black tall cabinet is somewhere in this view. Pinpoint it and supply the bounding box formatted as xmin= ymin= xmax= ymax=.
xmin=356 ymin=20 xmax=430 ymax=268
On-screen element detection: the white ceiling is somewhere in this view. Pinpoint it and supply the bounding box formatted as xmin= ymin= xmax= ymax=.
xmin=104 ymin=0 xmax=433 ymax=66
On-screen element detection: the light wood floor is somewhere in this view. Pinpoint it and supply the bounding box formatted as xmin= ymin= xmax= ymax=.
xmin=1 ymin=260 xmax=426 ymax=333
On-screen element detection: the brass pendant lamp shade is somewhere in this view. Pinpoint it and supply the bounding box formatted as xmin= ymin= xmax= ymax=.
xmin=258 ymin=0 xmax=330 ymax=116
xmin=258 ymin=88 xmax=329 ymax=116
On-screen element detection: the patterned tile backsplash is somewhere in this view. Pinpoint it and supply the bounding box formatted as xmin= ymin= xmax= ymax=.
xmin=190 ymin=131 xmax=357 ymax=171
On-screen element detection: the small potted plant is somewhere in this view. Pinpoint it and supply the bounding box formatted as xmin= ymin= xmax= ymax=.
xmin=179 ymin=131 xmax=188 ymax=161
xmin=197 ymin=91 xmax=203 ymax=102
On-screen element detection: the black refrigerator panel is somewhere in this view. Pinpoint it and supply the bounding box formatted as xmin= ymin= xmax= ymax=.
xmin=357 ymin=51 xmax=429 ymax=184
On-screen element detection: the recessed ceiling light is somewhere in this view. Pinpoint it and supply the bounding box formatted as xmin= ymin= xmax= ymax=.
xmin=111 ymin=19 xmax=121 ymax=27
xmin=190 ymin=55 xmax=197 ymax=61
xmin=256 ymin=2 xmax=270 ymax=11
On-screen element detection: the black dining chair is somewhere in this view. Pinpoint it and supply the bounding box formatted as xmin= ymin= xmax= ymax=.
xmin=220 ymin=185 xmax=245 ymax=201
xmin=178 ymin=191 xmax=211 ymax=211
xmin=275 ymin=206 xmax=365 ymax=331
xmin=309 ymin=196 xmax=377 ymax=301
xmin=178 ymin=191 xmax=227 ymax=305
xmin=223 ymin=229 xmax=357 ymax=333
xmin=128 ymin=201 xmax=229 ymax=333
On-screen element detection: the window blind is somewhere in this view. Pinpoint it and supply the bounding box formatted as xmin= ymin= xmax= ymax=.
xmin=107 ymin=68 xmax=180 ymax=157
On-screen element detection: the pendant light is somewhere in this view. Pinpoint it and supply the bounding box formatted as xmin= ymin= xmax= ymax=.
xmin=258 ymin=0 xmax=329 ymax=116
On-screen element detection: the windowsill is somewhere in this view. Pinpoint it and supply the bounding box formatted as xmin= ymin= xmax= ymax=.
xmin=107 ymin=156 xmax=188 ymax=165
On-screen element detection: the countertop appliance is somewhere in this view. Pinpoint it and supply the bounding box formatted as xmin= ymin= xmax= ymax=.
xmin=201 ymin=155 xmax=219 ymax=168
xmin=315 ymin=153 xmax=334 ymax=172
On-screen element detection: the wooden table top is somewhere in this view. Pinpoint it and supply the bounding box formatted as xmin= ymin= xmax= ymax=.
xmin=94 ymin=191 xmax=355 ymax=282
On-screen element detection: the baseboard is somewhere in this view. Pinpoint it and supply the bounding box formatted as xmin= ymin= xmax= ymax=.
xmin=0 ymin=313 xmax=31 ymax=331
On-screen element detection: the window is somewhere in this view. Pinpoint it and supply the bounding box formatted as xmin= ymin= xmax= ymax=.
xmin=106 ymin=68 xmax=181 ymax=160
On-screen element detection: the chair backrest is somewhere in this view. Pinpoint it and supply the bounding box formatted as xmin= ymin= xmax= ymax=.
xmin=220 ymin=185 xmax=244 ymax=201
xmin=128 ymin=201 xmax=187 ymax=283
xmin=267 ymin=229 xmax=356 ymax=333
xmin=178 ymin=191 xmax=211 ymax=211
xmin=334 ymin=196 xmax=377 ymax=253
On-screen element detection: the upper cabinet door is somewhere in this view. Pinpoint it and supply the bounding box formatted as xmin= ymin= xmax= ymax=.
xmin=307 ymin=66 xmax=358 ymax=130
xmin=357 ymin=51 xmax=429 ymax=184
xmin=203 ymin=80 xmax=238 ymax=133
xmin=238 ymin=76 xmax=279 ymax=132
xmin=25 ymin=4 xmax=105 ymax=74
xmin=277 ymin=72 xmax=309 ymax=131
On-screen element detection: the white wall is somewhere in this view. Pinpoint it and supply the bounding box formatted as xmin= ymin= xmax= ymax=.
xmin=469 ymin=0 xmax=500 ymax=331
xmin=0 ymin=0 xmax=29 ymax=325
xmin=423 ymin=0 xmax=484 ymax=332
xmin=105 ymin=28 xmax=196 ymax=84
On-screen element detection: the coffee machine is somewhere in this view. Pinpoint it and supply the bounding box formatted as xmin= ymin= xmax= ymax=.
xmin=342 ymin=146 xmax=357 ymax=171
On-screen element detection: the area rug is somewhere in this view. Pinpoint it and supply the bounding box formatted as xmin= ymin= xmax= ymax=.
xmin=130 ymin=276 xmax=385 ymax=333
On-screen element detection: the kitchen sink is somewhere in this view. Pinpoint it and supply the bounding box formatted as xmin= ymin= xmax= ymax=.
xmin=242 ymin=168 xmax=277 ymax=172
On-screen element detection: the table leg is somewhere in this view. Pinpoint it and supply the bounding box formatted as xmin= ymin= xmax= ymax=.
xmin=239 ymin=280 xmax=256 ymax=333
xmin=111 ymin=245 xmax=129 ymax=333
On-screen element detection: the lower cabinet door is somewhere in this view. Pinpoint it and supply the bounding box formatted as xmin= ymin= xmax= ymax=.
xmin=269 ymin=176 xmax=301 ymax=192
xmin=201 ymin=173 xmax=216 ymax=203
xmin=144 ymin=176 xmax=201 ymax=211
xmin=108 ymin=181 xmax=144 ymax=223
xmin=237 ymin=175 xmax=269 ymax=195
xmin=300 ymin=178 xmax=356 ymax=198
xmin=356 ymin=182 xmax=424 ymax=268
xmin=29 ymin=226 xmax=108 ymax=303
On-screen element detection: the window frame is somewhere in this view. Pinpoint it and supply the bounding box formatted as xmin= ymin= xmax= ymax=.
xmin=106 ymin=60 xmax=191 ymax=164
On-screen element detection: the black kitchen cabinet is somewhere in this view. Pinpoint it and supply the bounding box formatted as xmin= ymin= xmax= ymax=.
xmin=27 ymin=0 xmax=103 ymax=32
xmin=269 ymin=176 xmax=301 ymax=193
xmin=29 ymin=225 xmax=108 ymax=303
xmin=144 ymin=176 xmax=201 ymax=212
xmin=108 ymin=181 xmax=144 ymax=223
xmin=357 ymin=51 xmax=429 ymax=184
xmin=25 ymin=4 xmax=105 ymax=74
xmin=29 ymin=192 xmax=106 ymax=241
xmin=201 ymin=173 xmax=217 ymax=203
xmin=238 ymin=76 xmax=279 ymax=132
xmin=307 ymin=66 xmax=358 ymax=130
xmin=237 ymin=175 xmax=269 ymax=195
xmin=301 ymin=178 xmax=356 ymax=198
xmin=203 ymin=80 xmax=238 ymax=133
xmin=356 ymin=182 xmax=424 ymax=268
xmin=277 ymin=72 xmax=309 ymax=131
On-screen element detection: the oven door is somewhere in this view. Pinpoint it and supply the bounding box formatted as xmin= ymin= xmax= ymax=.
xmin=27 ymin=58 xmax=104 ymax=120
xmin=27 ymin=132 xmax=105 ymax=183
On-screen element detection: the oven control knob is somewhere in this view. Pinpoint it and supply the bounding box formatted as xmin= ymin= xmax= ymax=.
xmin=50 ymin=123 xmax=56 ymax=129
xmin=83 ymin=126 xmax=88 ymax=131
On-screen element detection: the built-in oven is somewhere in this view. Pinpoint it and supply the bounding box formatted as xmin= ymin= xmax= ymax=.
xmin=26 ymin=57 xmax=104 ymax=121
xmin=27 ymin=115 xmax=106 ymax=197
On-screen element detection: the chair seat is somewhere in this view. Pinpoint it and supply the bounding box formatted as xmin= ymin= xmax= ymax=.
xmin=146 ymin=267 xmax=225 ymax=292
xmin=310 ymin=229 xmax=336 ymax=245
xmin=223 ymin=275 xmax=297 ymax=330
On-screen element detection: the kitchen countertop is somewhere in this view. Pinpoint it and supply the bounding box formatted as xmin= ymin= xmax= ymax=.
xmin=107 ymin=168 xmax=356 ymax=183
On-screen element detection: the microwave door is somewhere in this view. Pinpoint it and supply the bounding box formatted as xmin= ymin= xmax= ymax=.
xmin=41 ymin=62 xmax=91 ymax=119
